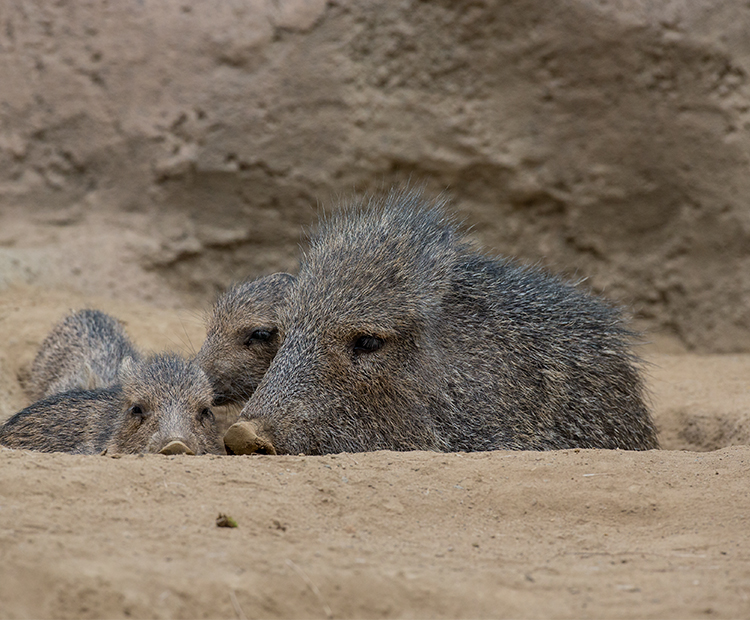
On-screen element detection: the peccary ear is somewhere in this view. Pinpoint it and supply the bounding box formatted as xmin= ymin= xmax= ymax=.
xmin=117 ymin=356 xmax=139 ymax=384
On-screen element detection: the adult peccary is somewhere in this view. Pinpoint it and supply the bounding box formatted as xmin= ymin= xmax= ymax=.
xmin=195 ymin=273 xmax=295 ymax=407
xmin=27 ymin=309 xmax=140 ymax=401
xmin=0 ymin=353 xmax=222 ymax=455
xmin=223 ymin=189 xmax=658 ymax=455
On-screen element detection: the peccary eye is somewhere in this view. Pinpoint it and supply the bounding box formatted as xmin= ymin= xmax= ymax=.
xmin=353 ymin=335 xmax=385 ymax=354
xmin=243 ymin=328 xmax=275 ymax=347
xmin=199 ymin=408 xmax=215 ymax=425
xmin=129 ymin=404 xmax=147 ymax=420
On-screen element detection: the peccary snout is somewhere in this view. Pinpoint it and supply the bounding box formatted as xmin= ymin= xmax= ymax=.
xmin=159 ymin=440 xmax=196 ymax=456
xmin=223 ymin=420 xmax=277 ymax=455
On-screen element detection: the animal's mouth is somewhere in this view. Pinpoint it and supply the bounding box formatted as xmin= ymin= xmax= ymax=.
xmin=223 ymin=420 xmax=277 ymax=455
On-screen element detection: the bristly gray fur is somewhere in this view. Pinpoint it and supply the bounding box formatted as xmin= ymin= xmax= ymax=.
xmin=1 ymin=353 xmax=222 ymax=455
xmin=232 ymin=187 xmax=658 ymax=455
xmin=195 ymin=273 xmax=295 ymax=407
xmin=28 ymin=309 xmax=141 ymax=401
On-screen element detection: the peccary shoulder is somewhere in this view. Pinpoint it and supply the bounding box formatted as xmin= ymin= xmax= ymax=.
xmin=28 ymin=309 xmax=140 ymax=401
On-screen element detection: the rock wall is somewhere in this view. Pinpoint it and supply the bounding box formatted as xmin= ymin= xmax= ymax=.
xmin=1 ymin=0 xmax=749 ymax=351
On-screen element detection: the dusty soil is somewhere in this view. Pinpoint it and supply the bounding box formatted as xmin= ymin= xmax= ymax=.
xmin=1 ymin=287 xmax=749 ymax=619
xmin=1 ymin=444 xmax=749 ymax=620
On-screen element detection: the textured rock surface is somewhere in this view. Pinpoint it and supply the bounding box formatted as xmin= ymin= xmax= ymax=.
xmin=1 ymin=0 xmax=750 ymax=350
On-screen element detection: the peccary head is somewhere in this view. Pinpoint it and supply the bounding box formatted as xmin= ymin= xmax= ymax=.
xmin=108 ymin=353 xmax=222 ymax=455
xmin=195 ymin=273 xmax=295 ymax=406
xmin=226 ymin=191 xmax=465 ymax=455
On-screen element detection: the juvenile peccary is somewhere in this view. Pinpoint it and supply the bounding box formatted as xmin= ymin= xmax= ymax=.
xmin=27 ymin=309 xmax=140 ymax=401
xmin=224 ymin=189 xmax=658 ymax=456
xmin=0 ymin=353 xmax=222 ymax=455
xmin=195 ymin=273 xmax=294 ymax=407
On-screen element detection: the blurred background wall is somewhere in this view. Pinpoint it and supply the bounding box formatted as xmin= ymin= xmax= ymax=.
xmin=1 ymin=0 xmax=749 ymax=351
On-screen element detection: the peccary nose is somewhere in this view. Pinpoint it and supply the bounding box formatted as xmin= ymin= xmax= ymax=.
xmin=224 ymin=420 xmax=277 ymax=455
xmin=159 ymin=440 xmax=195 ymax=456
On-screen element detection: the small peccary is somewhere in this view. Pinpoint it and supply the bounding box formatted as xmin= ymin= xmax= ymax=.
xmin=224 ymin=189 xmax=659 ymax=455
xmin=27 ymin=309 xmax=140 ymax=401
xmin=0 ymin=353 xmax=222 ymax=455
xmin=195 ymin=273 xmax=295 ymax=406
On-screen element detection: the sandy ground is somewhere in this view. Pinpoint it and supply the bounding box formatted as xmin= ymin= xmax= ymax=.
xmin=0 ymin=287 xmax=749 ymax=619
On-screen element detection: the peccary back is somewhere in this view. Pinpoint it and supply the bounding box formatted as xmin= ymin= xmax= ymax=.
xmin=1 ymin=353 xmax=222 ymax=455
xmin=196 ymin=273 xmax=294 ymax=406
xmin=28 ymin=309 xmax=140 ymax=401
xmin=225 ymin=189 xmax=658 ymax=455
